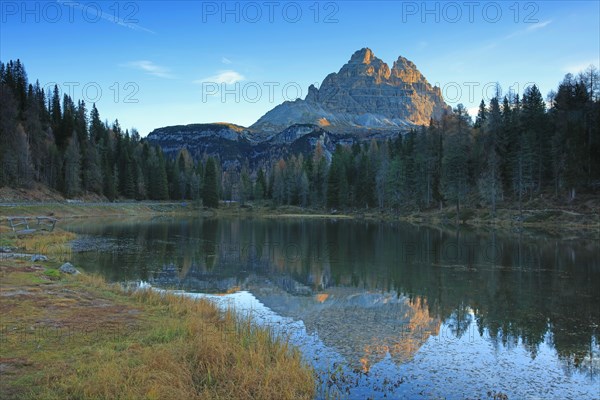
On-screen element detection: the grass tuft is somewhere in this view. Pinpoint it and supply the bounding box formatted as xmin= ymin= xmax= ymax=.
xmin=15 ymin=230 xmax=75 ymax=261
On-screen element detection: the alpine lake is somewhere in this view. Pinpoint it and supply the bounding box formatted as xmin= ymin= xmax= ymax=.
xmin=62 ymin=216 xmax=600 ymax=399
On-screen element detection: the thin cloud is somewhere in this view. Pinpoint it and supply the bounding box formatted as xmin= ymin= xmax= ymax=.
xmin=124 ymin=61 xmax=174 ymax=78
xmin=505 ymin=20 xmax=553 ymax=39
xmin=526 ymin=20 xmax=552 ymax=32
xmin=56 ymin=0 xmax=155 ymax=34
xmin=483 ymin=20 xmax=553 ymax=50
xmin=195 ymin=70 xmax=245 ymax=84
xmin=221 ymin=57 xmax=233 ymax=65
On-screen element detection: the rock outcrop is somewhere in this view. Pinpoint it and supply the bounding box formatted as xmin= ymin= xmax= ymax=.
xmin=250 ymin=48 xmax=450 ymax=134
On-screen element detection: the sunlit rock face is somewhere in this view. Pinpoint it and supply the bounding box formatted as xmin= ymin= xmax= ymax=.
xmin=250 ymin=285 xmax=441 ymax=370
xmin=251 ymin=48 xmax=450 ymax=134
xmin=147 ymin=49 xmax=450 ymax=165
xmin=359 ymin=296 xmax=440 ymax=371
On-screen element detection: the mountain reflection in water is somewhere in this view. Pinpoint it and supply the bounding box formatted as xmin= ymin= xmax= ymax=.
xmin=66 ymin=217 xmax=600 ymax=399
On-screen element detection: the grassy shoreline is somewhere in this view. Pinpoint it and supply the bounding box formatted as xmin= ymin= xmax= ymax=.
xmin=218 ymin=203 xmax=600 ymax=236
xmin=0 ymin=195 xmax=598 ymax=245
xmin=1 ymin=200 xmax=598 ymax=239
xmin=0 ymin=230 xmax=315 ymax=400
xmin=0 ymin=202 xmax=197 ymax=219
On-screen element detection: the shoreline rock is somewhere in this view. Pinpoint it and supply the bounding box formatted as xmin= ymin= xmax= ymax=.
xmin=59 ymin=262 xmax=80 ymax=275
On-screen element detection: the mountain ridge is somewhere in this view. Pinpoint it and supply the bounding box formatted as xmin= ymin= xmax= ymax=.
xmin=250 ymin=47 xmax=450 ymax=134
xmin=147 ymin=48 xmax=450 ymax=165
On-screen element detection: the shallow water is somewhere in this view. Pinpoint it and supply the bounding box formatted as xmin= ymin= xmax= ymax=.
xmin=64 ymin=217 xmax=600 ymax=399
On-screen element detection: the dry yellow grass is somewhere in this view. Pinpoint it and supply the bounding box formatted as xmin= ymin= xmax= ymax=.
xmin=1 ymin=268 xmax=315 ymax=400
xmin=14 ymin=229 xmax=75 ymax=261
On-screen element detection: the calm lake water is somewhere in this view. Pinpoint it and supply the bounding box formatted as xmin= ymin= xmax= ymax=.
xmin=63 ymin=217 xmax=600 ymax=399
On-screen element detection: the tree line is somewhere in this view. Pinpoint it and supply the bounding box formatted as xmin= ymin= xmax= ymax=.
xmin=1 ymin=59 xmax=599 ymax=214
xmin=0 ymin=59 xmax=219 ymax=206
xmin=248 ymin=68 xmax=600 ymax=218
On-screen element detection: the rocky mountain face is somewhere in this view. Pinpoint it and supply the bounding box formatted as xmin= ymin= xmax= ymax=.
xmin=250 ymin=48 xmax=450 ymax=134
xmin=146 ymin=123 xmax=254 ymax=163
xmin=146 ymin=123 xmax=340 ymax=168
xmin=146 ymin=48 xmax=449 ymax=166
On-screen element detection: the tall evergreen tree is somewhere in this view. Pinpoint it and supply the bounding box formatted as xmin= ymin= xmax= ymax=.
xmin=478 ymin=96 xmax=503 ymax=215
xmin=442 ymin=105 xmax=471 ymax=223
xmin=154 ymin=149 xmax=170 ymax=200
xmin=327 ymin=146 xmax=349 ymax=209
xmin=521 ymin=85 xmax=548 ymax=193
xmin=255 ymin=168 xmax=267 ymax=201
xmin=0 ymin=85 xmax=32 ymax=187
xmin=202 ymin=157 xmax=219 ymax=208
xmin=64 ymin=131 xmax=82 ymax=197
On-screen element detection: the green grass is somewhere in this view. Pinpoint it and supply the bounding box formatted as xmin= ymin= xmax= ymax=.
xmin=43 ymin=268 xmax=60 ymax=280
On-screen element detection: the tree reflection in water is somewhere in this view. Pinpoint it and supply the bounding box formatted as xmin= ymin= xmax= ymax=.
xmin=67 ymin=217 xmax=600 ymax=383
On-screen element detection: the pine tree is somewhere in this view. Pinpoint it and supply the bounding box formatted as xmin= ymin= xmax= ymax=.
xmin=83 ymin=140 xmax=103 ymax=194
xmin=401 ymin=130 xmax=417 ymax=206
xmin=478 ymin=96 xmax=503 ymax=215
xmin=272 ymin=159 xmax=286 ymax=206
xmin=102 ymin=153 xmax=116 ymax=201
xmin=89 ymin=104 xmax=104 ymax=143
xmin=50 ymin=85 xmax=62 ymax=142
xmin=310 ymin=142 xmax=327 ymax=207
xmin=0 ymin=85 xmax=33 ymax=187
xmin=240 ymin=161 xmax=252 ymax=205
xmin=442 ymin=104 xmax=471 ymax=223
xmin=64 ymin=131 xmax=82 ymax=197
xmin=13 ymin=60 xmax=28 ymax=115
xmin=386 ymin=157 xmax=403 ymax=211
xmin=24 ymin=83 xmax=48 ymax=183
xmin=355 ymin=152 xmax=374 ymax=209
xmin=429 ymin=120 xmax=444 ymax=206
xmin=327 ymin=146 xmax=348 ymax=209
xmin=474 ymin=99 xmax=487 ymax=129
xmin=58 ymin=95 xmax=76 ymax=150
xmin=414 ymin=126 xmax=434 ymax=208
xmin=255 ymin=168 xmax=267 ymax=201
xmin=521 ymin=85 xmax=548 ymax=193
xmin=373 ymin=140 xmax=389 ymax=209
xmin=499 ymin=96 xmax=514 ymax=192
xmin=299 ymin=171 xmax=309 ymax=207
xmin=202 ymin=157 xmax=219 ymax=208
xmin=511 ymin=94 xmax=535 ymax=214
xmin=167 ymin=157 xmax=180 ymax=199
xmin=155 ymin=149 xmax=170 ymax=200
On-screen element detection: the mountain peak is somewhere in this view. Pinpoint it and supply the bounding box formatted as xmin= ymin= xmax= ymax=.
xmin=251 ymin=49 xmax=450 ymax=134
xmin=349 ymin=47 xmax=375 ymax=64
xmin=392 ymin=55 xmax=417 ymax=71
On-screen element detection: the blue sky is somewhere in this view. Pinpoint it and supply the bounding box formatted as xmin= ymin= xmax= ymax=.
xmin=1 ymin=1 xmax=598 ymax=135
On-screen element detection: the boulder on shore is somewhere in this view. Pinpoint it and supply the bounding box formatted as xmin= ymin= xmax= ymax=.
xmin=59 ymin=262 xmax=80 ymax=275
